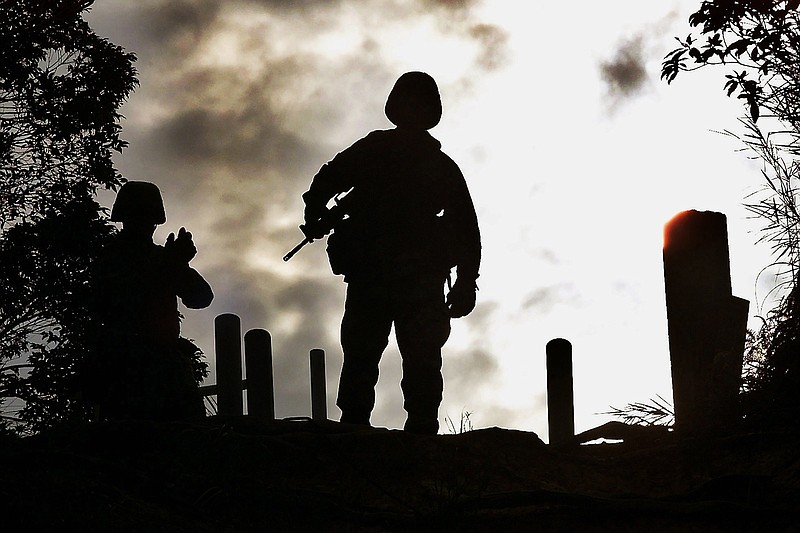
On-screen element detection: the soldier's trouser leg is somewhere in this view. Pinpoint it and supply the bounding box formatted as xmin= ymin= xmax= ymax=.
xmin=337 ymin=283 xmax=393 ymax=425
xmin=395 ymin=284 xmax=451 ymax=434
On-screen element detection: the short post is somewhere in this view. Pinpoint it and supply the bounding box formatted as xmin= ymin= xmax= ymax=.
xmin=546 ymin=338 xmax=574 ymax=445
xmin=215 ymin=313 xmax=243 ymax=416
xmin=244 ymin=328 xmax=275 ymax=420
xmin=310 ymin=349 xmax=327 ymax=421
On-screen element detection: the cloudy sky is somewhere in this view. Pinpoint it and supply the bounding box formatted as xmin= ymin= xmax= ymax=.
xmin=85 ymin=0 xmax=776 ymax=438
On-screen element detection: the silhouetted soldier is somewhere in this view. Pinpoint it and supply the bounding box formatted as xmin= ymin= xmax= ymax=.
xmin=302 ymin=72 xmax=481 ymax=434
xmin=89 ymin=181 xmax=214 ymax=421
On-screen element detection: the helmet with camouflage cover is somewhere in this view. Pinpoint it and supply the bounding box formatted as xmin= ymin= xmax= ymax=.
xmin=110 ymin=181 xmax=166 ymax=224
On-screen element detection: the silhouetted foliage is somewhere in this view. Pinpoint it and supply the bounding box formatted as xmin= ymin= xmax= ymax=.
xmin=665 ymin=1 xmax=800 ymax=427
xmin=742 ymin=275 xmax=800 ymax=427
xmin=0 ymin=191 xmax=115 ymax=431
xmin=0 ymin=0 xmax=137 ymax=227
xmin=662 ymin=0 xmax=800 ymax=124
xmin=0 ymin=0 xmax=137 ymax=433
xmin=604 ymin=395 xmax=675 ymax=427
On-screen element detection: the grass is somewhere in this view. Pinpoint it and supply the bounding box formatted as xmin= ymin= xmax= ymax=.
xmin=603 ymin=395 xmax=675 ymax=427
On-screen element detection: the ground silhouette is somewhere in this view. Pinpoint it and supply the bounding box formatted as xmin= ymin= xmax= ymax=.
xmin=3 ymin=417 xmax=798 ymax=531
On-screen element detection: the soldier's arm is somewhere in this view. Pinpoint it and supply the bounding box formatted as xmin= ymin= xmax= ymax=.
xmin=443 ymin=161 xmax=481 ymax=318
xmin=175 ymin=266 xmax=214 ymax=309
xmin=302 ymin=133 xmax=377 ymax=223
xmin=447 ymin=161 xmax=481 ymax=284
xmin=164 ymin=229 xmax=214 ymax=309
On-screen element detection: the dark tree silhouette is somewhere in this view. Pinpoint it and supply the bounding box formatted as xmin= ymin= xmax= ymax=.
xmin=664 ymin=1 xmax=800 ymax=427
xmin=662 ymin=1 xmax=800 ymax=125
xmin=0 ymin=192 xmax=115 ymax=432
xmin=0 ymin=0 xmax=138 ymax=433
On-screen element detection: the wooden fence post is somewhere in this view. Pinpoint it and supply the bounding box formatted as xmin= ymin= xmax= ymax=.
xmin=663 ymin=210 xmax=749 ymax=433
xmin=244 ymin=328 xmax=274 ymax=420
xmin=310 ymin=349 xmax=327 ymax=421
xmin=215 ymin=313 xmax=243 ymax=416
xmin=546 ymin=338 xmax=574 ymax=445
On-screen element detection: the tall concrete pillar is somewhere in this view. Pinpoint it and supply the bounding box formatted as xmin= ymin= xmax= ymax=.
xmin=546 ymin=338 xmax=574 ymax=445
xmin=244 ymin=328 xmax=274 ymax=419
xmin=310 ymin=349 xmax=327 ymax=421
xmin=215 ymin=313 xmax=243 ymax=416
xmin=663 ymin=210 xmax=749 ymax=433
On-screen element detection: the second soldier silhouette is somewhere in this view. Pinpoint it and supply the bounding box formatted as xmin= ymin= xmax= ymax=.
xmin=88 ymin=181 xmax=213 ymax=421
xmin=301 ymin=72 xmax=481 ymax=434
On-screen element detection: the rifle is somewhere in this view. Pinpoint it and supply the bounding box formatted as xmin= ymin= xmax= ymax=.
xmin=283 ymin=189 xmax=353 ymax=262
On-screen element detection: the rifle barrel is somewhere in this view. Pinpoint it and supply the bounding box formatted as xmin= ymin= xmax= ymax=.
xmin=283 ymin=238 xmax=311 ymax=262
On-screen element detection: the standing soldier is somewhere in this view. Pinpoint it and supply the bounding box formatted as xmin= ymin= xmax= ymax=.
xmin=301 ymin=71 xmax=481 ymax=434
xmin=89 ymin=181 xmax=214 ymax=421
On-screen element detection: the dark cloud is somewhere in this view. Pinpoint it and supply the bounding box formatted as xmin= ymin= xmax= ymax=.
xmin=446 ymin=347 xmax=497 ymax=388
xmin=522 ymin=284 xmax=576 ymax=313
xmin=598 ymin=10 xmax=681 ymax=111
xmin=469 ymin=23 xmax=508 ymax=71
xmin=599 ymin=36 xmax=648 ymax=104
xmin=418 ymin=0 xmax=509 ymax=72
xmin=85 ymin=0 xmax=223 ymax=62
xmin=421 ymin=0 xmax=479 ymax=9
xmin=441 ymin=300 xmax=499 ymax=417
xmin=146 ymin=83 xmax=319 ymax=177
xmin=536 ymin=249 xmax=559 ymax=265
xmin=462 ymin=300 xmax=496 ymax=336
xmin=242 ymin=0 xmax=345 ymax=13
xmin=142 ymin=0 xmax=222 ymax=49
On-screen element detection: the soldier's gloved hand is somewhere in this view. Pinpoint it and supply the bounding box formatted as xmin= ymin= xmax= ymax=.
xmin=302 ymin=203 xmax=329 ymax=240
xmin=165 ymin=227 xmax=197 ymax=264
xmin=447 ymin=278 xmax=477 ymax=318
xmin=300 ymin=220 xmax=330 ymax=241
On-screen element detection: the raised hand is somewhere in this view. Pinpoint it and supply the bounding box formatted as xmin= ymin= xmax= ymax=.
xmin=165 ymin=226 xmax=197 ymax=264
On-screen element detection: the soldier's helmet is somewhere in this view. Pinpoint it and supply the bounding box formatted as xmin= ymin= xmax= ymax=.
xmin=385 ymin=71 xmax=442 ymax=130
xmin=110 ymin=181 xmax=166 ymax=224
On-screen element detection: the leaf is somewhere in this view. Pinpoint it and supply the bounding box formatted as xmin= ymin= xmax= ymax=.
xmin=726 ymin=38 xmax=752 ymax=57
xmin=688 ymin=12 xmax=706 ymax=27
xmin=666 ymin=47 xmax=685 ymax=57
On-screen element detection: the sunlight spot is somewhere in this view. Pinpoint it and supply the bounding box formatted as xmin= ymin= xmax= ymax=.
xmin=581 ymin=438 xmax=624 ymax=445
xmin=274 ymin=310 xmax=302 ymax=336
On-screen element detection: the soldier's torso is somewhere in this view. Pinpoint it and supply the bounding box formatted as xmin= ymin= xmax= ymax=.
xmin=95 ymin=235 xmax=181 ymax=342
xmin=338 ymin=130 xmax=458 ymax=281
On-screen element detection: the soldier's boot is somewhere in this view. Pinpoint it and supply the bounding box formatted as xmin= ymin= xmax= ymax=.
xmin=403 ymin=395 xmax=440 ymax=435
xmin=403 ymin=416 xmax=439 ymax=435
xmin=340 ymin=411 xmax=371 ymax=426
